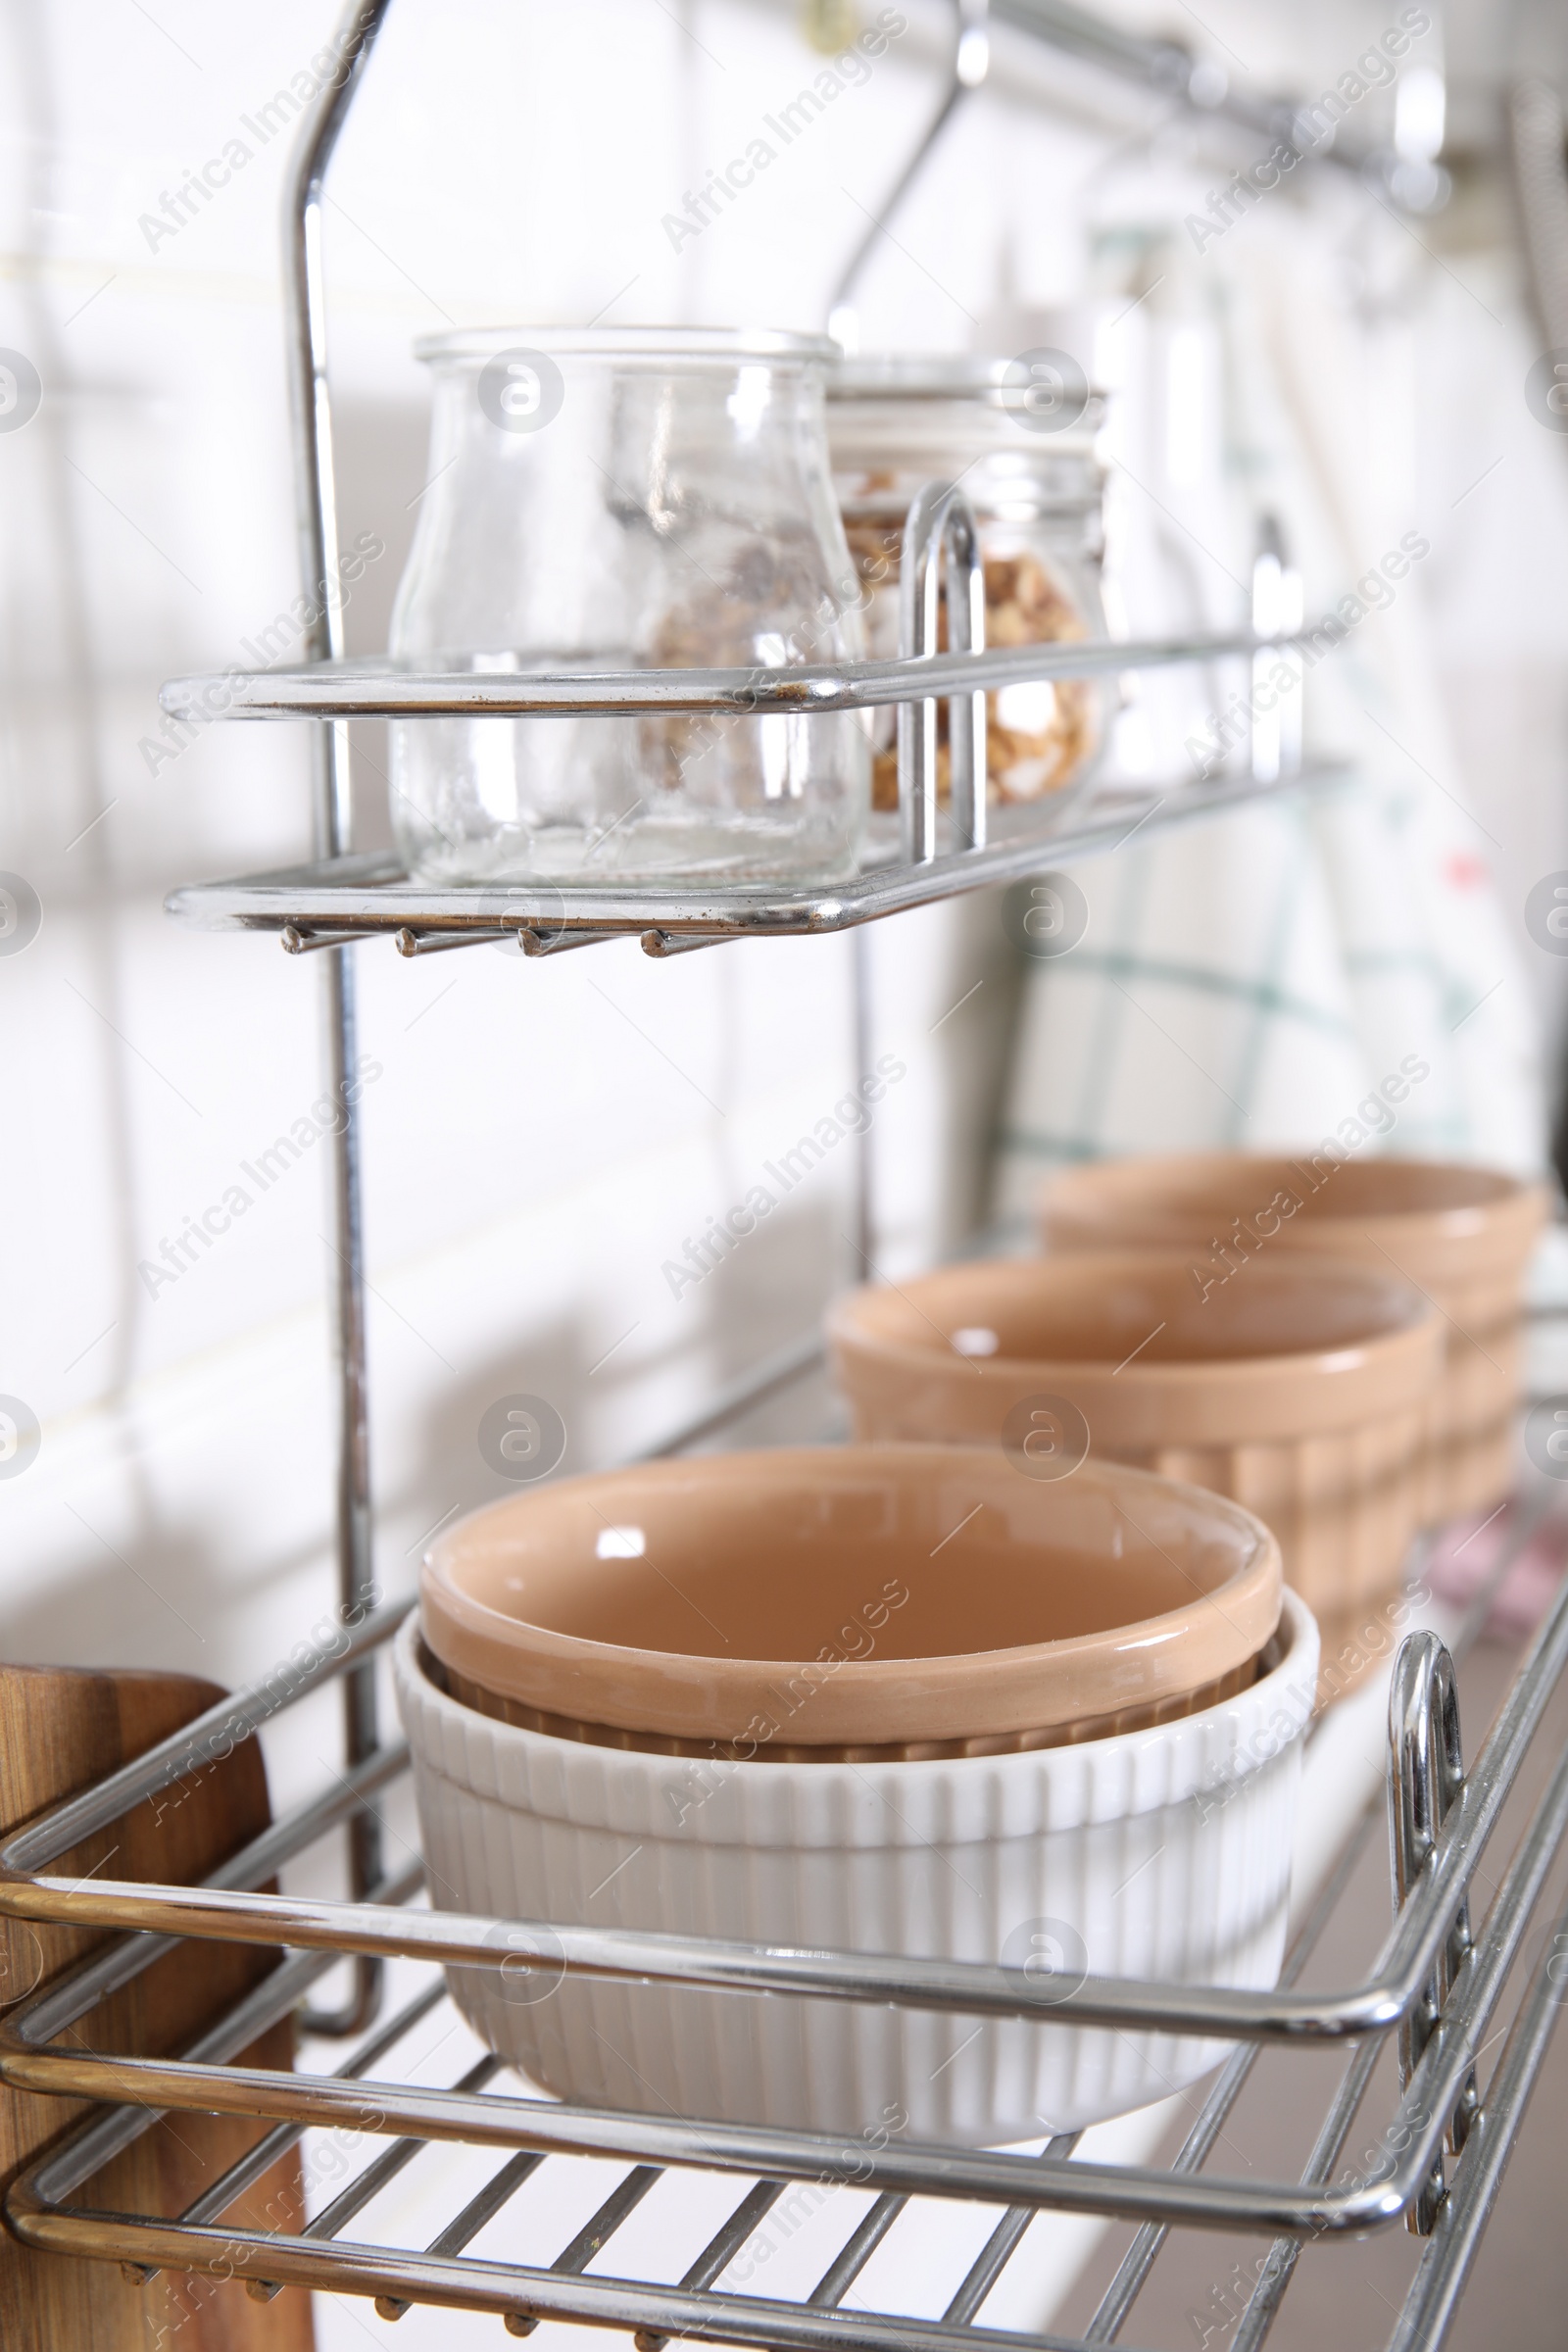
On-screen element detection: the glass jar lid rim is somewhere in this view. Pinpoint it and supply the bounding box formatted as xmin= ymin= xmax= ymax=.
xmin=415 ymin=325 xmax=841 ymax=366
xmin=829 ymin=352 xmax=1103 ymax=408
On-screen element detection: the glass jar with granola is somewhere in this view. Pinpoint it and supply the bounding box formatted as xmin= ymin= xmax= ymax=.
xmin=827 ymin=358 xmax=1109 ymax=827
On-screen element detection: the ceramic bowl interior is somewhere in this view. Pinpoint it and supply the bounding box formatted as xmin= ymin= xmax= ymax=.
xmin=838 ymin=1252 xmax=1428 ymax=1369
xmin=1040 ymin=1152 xmax=1531 ymax=1250
xmin=419 ymin=1446 xmax=1281 ymax=1751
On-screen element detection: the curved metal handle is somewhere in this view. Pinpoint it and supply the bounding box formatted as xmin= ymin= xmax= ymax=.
xmin=897 ymin=481 xmax=987 ymax=860
xmin=1389 ymin=1630 xmax=1477 ymax=2232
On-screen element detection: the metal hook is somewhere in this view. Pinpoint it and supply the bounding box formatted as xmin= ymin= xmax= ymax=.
xmin=828 ymin=0 xmax=990 ymax=346
xmin=1388 ymin=1630 xmax=1477 ymax=2233
xmin=897 ymin=481 xmax=988 ymax=862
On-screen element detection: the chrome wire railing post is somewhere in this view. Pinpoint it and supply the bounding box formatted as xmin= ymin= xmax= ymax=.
xmin=280 ymin=0 xmax=397 ymax=2036
xmin=897 ymin=482 xmax=988 ymax=864
xmin=1249 ymin=514 xmax=1301 ymax=785
xmin=944 ymin=498 xmax=987 ymax=854
xmin=850 ymin=924 xmax=875 ymax=1273
xmin=898 ymin=485 xmax=943 ymax=863
xmin=1388 ymin=1631 xmax=1475 ymax=2234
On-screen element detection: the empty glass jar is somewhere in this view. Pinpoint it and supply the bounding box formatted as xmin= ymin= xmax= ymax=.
xmin=827 ymin=357 xmax=1110 ymax=824
xmin=388 ymin=328 xmax=869 ymax=884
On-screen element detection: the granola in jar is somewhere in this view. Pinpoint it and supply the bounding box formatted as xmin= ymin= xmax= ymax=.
xmin=830 ymin=359 xmax=1109 ymax=823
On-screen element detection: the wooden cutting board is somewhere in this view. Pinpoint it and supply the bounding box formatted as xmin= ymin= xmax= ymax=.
xmin=0 ymin=1664 xmax=317 ymax=2352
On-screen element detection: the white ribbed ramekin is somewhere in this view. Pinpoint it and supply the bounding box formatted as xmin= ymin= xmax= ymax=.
xmin=394 ymin=1592 xmax=1318 ymax=2145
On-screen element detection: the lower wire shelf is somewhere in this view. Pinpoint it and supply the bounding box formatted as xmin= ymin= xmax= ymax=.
xmin=161 ymin=768 xmax=1348 ymax=955
xmin=1 ymin=1390 xmax=1564 ymax=2347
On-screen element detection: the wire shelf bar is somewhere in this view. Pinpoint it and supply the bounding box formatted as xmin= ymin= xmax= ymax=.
xmin=11 ymin=1511 xmax=1566 ymax=2049
xmin=7 ymin=1673 xmax=1563 ymax=2241
xmin=160 ymin=628 xmax=1297 ymax=725
xmin=163 ymin=769 xmax=1349 ymax=952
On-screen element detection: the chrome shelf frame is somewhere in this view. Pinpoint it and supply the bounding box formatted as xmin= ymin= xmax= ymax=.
xmin=160 ymin=488 xmax=1328 ymax=954
xmin=0 ymin=1363 xmax=1564 ymax=2344
xmin=156 ymin=24 xmax=1331 ymax=961
xmin=5 ymin=1 xmax=1544 ymax=2344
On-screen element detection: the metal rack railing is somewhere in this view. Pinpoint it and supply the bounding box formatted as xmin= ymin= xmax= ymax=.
xmin=0 ymin=1356 xmax=1564 ymax=2344
xmin=2 ymin=4 xmax=1553 ymax=2345
xmin=158 ymin=765 xmax=1344 ymax=957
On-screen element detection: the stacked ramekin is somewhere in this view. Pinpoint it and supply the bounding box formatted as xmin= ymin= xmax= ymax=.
xmin=830 ymin=1249 xmax=1442 ymax=1700
xmin=397 ymin=1446 xmax=1317 ymax=2143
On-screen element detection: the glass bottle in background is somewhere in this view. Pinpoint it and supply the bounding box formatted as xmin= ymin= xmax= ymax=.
xmin=389 ymin=328 xmax=869 ymax=884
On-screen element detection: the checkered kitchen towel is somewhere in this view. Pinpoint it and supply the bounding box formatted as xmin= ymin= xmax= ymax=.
xmin=992 ymin=192 xmax=1547 ymax=1224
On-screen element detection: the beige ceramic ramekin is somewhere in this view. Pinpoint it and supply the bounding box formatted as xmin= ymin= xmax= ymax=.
xmin=417 ymin=1446 xmax=1281 ymax=1760
xmin=828 ymin=1252 xmax=1441 ymax=1698
xmin=1037 ymin=1153 xmax=1550 ymax=1524
xmin=396 ymin=1585 xmax=1318 ymax=2144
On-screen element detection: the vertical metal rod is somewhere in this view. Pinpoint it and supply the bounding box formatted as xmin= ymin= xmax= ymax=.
xmin=551 ymin=2167 xmax=662 ymax=2276
xmin=1095 ymin=1544 xmax=1527 ymax=2347
xmin=898 ymin=484 xmax=945 ymax=864
xmin=1277 ymin=564 xmax=1303 ymax=777
xmin=1386 ymin=1886 xmax=1568 ymax=2352
xmin=1388 ymin=1631 xmax=1474 ymax=2234
xmin=374 ymin=2148 xmax=546 ymax=2320
xmin=1227 ymin=2038 xmax=1384 ymax=2352
xmin=261 ymin=2049 xmax=502 ymax=2290
xmin=897 ymin=482 xmax=987 ymax=864
xmin=1250 ymin=517 xmax=1281 ymax=785
xmin=1083 ymin=1787 xmax=1386 ymax=2342
xmin=807 ymin=2193 xmax=907 ymax=2306
xmin=942 ymin=2132 xmax=1079 ymax=2325
xmin=826 ymin=0 xmax=990 ymax=347
xmin=172 ymin=1981 xmax=445 ymax=2243
xmin=850 ymin=926 xmax=875 ymax=1274
xmin=281 ymin=0 xmax=396 ymax=2037
xmin=633 ymin=2179 xmax=785 ymax=2352
xmin=944 ymin=500 xmax=987 ymax=854
xmin=1249 ymin=516 xmax=1301 ymax=785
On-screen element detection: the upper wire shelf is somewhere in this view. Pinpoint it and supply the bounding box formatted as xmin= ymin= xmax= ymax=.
xmin=161 ymin=611 xmax=1323 ymax=953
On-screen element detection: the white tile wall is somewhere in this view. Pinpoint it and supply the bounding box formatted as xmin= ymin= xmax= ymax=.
xmin=3 ymin=3 xmax=1568 ymax=2342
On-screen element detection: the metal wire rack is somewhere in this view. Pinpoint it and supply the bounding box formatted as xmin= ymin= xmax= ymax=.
xmin=3 ymin=2 xmax=1562 ymax=2346
xmin=0 ymin=1350 xmax=1565 ymax=2348
xmin=157 ymin=766 xmax=1347 ymax=959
